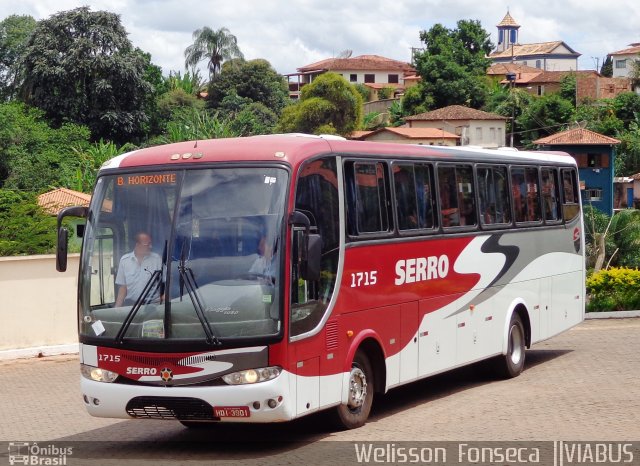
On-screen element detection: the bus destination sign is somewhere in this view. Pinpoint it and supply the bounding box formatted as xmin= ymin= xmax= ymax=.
xmin=117 ymin=173 xmax=177 ymax=186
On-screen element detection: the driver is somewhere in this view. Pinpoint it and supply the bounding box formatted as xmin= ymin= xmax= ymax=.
xmin=115 ymin=232 xmax=162 ymax=306
xmin=248 ymin=236 xmax=274 ymax=277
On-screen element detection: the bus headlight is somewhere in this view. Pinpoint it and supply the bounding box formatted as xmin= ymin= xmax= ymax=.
xmin=222 ymin=366 xmax=281 ymax=385
xmin=81 ymin=364 xmax=119 ymax=383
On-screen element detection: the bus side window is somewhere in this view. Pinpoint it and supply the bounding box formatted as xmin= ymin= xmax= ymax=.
xmin=541 ymin=168 xmax=561 ymax=222
xmin=438 ymin=164 xmax=476 ymax=228
xmin=561 ymin=168 xmax=580 ymax=221
xmin=478 ymin=165 xmax=511 ymax=226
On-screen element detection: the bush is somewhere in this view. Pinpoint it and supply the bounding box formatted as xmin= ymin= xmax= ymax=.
xmin=586 ymin=267 xmax=640 ymax=312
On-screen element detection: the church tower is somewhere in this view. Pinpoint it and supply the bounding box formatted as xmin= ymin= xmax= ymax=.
xmin=496 ymin=11 xmax=520 ymax=53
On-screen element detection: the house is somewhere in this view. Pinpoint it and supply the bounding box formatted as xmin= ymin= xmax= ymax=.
xmin=351 ymin=127 xmax=459 ymax=146
xmin=37 ymin=187 xmax=91 ymax=215
xmin=534 ymin=128 xmax=620 ymax=215
xmin=404 ymin=105 xmax=508 ymax=148
xmin=489 ymin=12 xmax=580 ymax=72
xmin=285 ymin=54 xmax=415 ymax=100
xmin=500 ymin=69 xmax=632 ymax=100
xmin=608 ymin=43 xmax=640 ymax=79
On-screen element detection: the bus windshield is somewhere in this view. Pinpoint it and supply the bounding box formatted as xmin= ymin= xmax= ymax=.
xmin=79 ymin=167 xmax=288 ymax=344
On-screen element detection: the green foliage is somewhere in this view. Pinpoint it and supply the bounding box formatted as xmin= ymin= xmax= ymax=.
xmin=0 ymin=190 xmax=57 ymax=256
xmin=0 ymin=14 xmax=36 ymax=100
xmin=559 ymin=74 xmax=577 ymax=106
xmin=229 ymin=102 xmax=278 ymax=136
xmin=616 ymin=121 xmax=640 ymax=177
xmin=612 ymin=92 xmax=640 ymax=130
xmin=586 ymin=268 xmax=640 ymax=312
xmin=184 ymin=26 xmax=243 ymax=80
xmin=362 ymin=112 xmax=385 ymax=131
xmin=517 ymin=94 xmax=575 ymax=147
xmin=574 ymin=103 xmax=623 ymax=137
xmin=377 ymin=86 xmax=394 ymax=100
xmin=70 ymin=140 xmax=137 ymax=193
xmin=20 ymin=7 xmax=153 ymax=143
xmin=0 ymin=101 xmax=91 ymax=191
xmin=277 ymin=72 xmax=363 ymax=136
xmin=413 ymin=20 xmax=493 ymax=110
xmin=353 ymin=83 xmax=371 ymax=102
xmin=583 ymin=206 xmax=640 ymax=270
xmin=151 ymin=107 xmax=240 ymax=144
xmin=600 ymin=56 xmax=613 ymax=78
xmin=207 ymin=58 xmax=288 ymax=115
xmin=165 ymin=70 xmax=204 ymax=95
xmin=388 ymin=100 xmax=405 ymax=127
xmin=401 ymin=85 xmax=431 ymax=116
xmin=484 ymin=87 xmax=533 ymax=147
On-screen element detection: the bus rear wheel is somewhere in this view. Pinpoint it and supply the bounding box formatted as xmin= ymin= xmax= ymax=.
xmin=331 ymin=350 xmax=374 ymax=429
xmin=493 ymin=313 xmax=526 ymax=379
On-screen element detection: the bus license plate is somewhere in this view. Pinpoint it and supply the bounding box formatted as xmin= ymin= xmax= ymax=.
xmin=214 ymin=406 xmax=250 ymax=418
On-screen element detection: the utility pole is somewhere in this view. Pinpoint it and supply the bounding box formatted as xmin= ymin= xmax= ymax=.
xmin=506 ymin=72 xmax=516 ymax=147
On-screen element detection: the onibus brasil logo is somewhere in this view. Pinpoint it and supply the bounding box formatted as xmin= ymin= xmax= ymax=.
xmin=8 ymin=442 xmax=73 ymax=465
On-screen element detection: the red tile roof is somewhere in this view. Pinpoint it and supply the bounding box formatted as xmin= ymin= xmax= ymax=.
xmin=405 ymin=105 xmax=508 ymax=121
xmin=533 ymin=128 xmax=621 ymax=146
xmin=609 ymin=44 xmax=640 ymax=56
xmin=37 ymin=188 xmax=91 ymax=215
xmin=355 ymin=127 xmax=459 ymax=140
xmin=298 ymin=55 xmax=414 ymax=73
xmin=487 ymin=63 xmax=541 ymax=75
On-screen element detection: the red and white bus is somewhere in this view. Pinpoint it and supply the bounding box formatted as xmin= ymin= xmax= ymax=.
xmin=56 ymin=134 xmax=584 ymax=429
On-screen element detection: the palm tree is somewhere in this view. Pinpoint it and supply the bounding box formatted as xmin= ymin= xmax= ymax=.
xmin=184 ymin=27 xmax=244 ymax=81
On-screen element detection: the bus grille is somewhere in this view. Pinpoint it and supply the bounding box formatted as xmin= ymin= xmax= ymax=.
xmin=125 ymin=396 xmax=217 ymax=421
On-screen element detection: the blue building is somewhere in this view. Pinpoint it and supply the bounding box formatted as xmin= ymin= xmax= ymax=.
xmin=534 ymin=128 xmax=621 ymax=216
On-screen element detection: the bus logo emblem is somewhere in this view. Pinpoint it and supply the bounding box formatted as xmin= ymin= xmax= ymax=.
xmin=160 ymin=368 xmax=173 ymax=382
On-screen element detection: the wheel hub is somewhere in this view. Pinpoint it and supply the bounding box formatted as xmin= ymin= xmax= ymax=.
xmin=347 ymin=367 xmax=367 ymax=409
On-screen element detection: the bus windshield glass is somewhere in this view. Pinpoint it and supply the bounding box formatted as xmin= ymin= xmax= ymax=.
xmin=79 ymin=167 xmax=288 ymax=344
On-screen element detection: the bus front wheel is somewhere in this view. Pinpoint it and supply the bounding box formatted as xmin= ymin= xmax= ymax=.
xmin=332 ymin=350 xmax=374 ymax=429
xmin=494 ymin=313 xmax=526 ymax=378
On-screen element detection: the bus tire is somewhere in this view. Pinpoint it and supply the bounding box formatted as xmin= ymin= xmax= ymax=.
xmin=332 ymin=350 xmax=374 ymax=429
xmin=494 ymin=313 xmax=526 ymax=379
xmin=179 ymin=420 xmax=215 ymax=428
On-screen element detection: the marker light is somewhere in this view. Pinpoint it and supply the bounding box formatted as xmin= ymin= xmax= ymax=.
xmin=222 ymin=366 xmax=281 ymax=385
xmin=81 ymin=364 xmax=119 ymax=383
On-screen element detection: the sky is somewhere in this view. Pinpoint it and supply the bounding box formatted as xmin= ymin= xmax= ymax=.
xmin=2 ymin=0 xmax=639 ymax=77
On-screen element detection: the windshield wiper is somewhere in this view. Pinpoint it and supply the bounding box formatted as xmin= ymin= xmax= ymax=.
xmin=115 ymin=270 xmax=162 ymax=344
xmin=178 ymin=242 xmax=221 ymax=346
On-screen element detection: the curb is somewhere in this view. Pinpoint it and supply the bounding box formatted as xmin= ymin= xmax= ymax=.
xmin=585 ymin=310 xmax=640 ymax=319
xmin=0 ymin=344 xmax=78 ymax=361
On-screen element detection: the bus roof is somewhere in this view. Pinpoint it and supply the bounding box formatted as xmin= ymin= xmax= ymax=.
xmin=101 ymin=134 xmax=576 ymax=172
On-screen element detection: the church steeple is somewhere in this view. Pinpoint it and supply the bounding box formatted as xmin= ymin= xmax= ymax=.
xmin=496 ymin=11 xmax=520 ymax=53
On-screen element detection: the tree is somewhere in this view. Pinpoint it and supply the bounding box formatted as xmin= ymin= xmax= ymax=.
xmin=559 ymin=74 xmax=577 ymax=107
xmin=20 ymin=7 xmax=153 ymax=143
xmin=412 ymin=20 xmax=493 ymax=111
xmin=0 ymin=190 xmax=57 ymax=256
xmin=616 ymin=121 xmax=640 ymax=177
xmin=207 ymin=58 xmax=288 ymax=114
xmin=0 ymin=101 xmax=90 ymax=191
xmin=184 ymin=26 xmax=243 ymax=81
xmin=517 ymin=94 xmax=575 ymax=147
xmin=277 ymin=72 xmax=363 ymax=136
xmin=600 ymin=56 xmax=613 ymax=77
xmin=485 ymin=86 xmax=533 ymax=147
xmin=612 ymin=92 xmax=640 ymax=130
xmin=0 ymin=15 xmax=36 ymax=101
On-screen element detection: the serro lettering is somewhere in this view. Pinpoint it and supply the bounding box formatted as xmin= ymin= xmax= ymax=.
xmin=126 ymin=367 xmax=158 ymax=375
xmin=395 ymin=255 xmax=449 ymax=285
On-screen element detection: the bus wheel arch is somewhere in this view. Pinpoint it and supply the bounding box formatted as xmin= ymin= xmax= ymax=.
xmin=494 ymin=303 xmax=529 ymax=379
xmin=333 ymin=336 xmax=385 ymax=429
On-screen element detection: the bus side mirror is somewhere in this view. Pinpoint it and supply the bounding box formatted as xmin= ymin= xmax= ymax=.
xmin=56 ymin=205 xmax=88 ymax=273
xmin=289 ymin=210 xmax=322 ymax=281
xmin=57 ymin=228 xmax=69 ymax=272
xmin=302 ymin=234 xmax=321 ymax=281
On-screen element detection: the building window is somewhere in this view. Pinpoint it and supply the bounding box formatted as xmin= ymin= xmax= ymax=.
xmin=585 ymin=188 xmax=603 ymax=201
xmin=388 ymin=74 xmax=399 ymax=84
xmin=535 ymin=60 xmax=542 ymax=69
xmin=537 ymin=85 xmax=544 ymax=96
xmin=364 ymin=74 xmax=375 ymax=83
xmin=490 ymin=127 xmax=496 ymax=142
xmin=475 ymin=127 xmax=483 ymax=142
xmin=499 ymin=30 xmax=504 ymax=44
xmin=615 ymin=59 xmax=627 ymax=69
xmin=350 ymin=74 xmax=357 ymax=82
